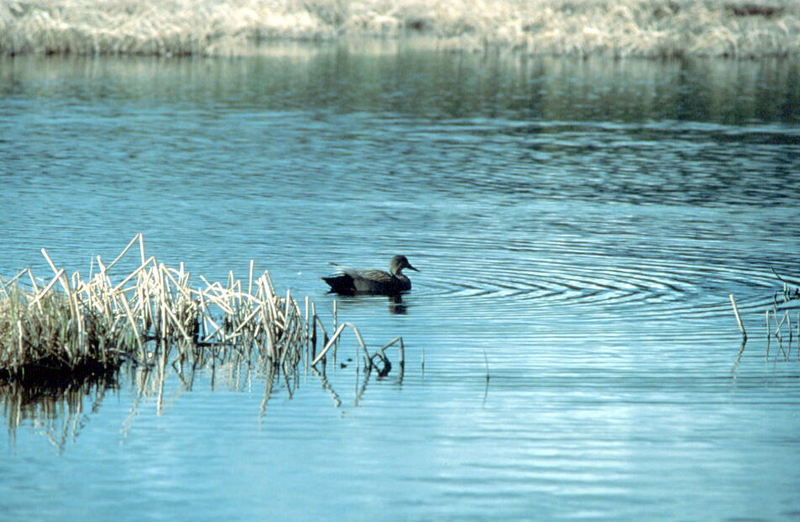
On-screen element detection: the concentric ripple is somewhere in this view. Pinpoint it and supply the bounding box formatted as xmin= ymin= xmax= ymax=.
xmin=412 ymin=235 xmax=790 ymax=323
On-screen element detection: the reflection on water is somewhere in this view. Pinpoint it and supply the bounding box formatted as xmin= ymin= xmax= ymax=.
xmin=1 ymin=48 xmax=798 ymax=122
xmin=2 ymin=338 xmax=406 ymax=446
xmin=1 ymin=49 xmax=799 ymax=521
xmin=0 ymin=308 xmax=405 ymax=442
xmin=1 ymin=377 xmax=115 ymax=451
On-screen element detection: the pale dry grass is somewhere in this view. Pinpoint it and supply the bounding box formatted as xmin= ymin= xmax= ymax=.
xmin=1 ymin=0 xmax=798 ymax=57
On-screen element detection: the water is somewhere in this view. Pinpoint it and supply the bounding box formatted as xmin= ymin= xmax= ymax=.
xmin=1 ymin=46 xmax=800 ymax=520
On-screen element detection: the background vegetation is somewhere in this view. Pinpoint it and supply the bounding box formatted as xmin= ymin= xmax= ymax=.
xmin=1 ymin=0 xmax=798 ymax=58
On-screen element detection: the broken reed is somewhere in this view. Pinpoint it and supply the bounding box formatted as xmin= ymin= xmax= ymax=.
xmin=0 ymin=234 xmax=403 ymax=383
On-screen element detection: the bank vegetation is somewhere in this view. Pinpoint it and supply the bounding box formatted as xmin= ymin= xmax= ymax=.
xmin=1 ymin=0 xmax=798 ymax=58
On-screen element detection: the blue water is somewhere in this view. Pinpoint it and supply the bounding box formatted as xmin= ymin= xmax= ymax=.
xmin=1 ymin=48 xmax=800 ymax=520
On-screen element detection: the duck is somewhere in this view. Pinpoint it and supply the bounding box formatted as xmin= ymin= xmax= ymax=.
xmin=322 ymin=255 xmax=419 ymax=295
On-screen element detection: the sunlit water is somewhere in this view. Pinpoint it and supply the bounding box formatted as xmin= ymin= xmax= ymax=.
xmin=1 ymin=46 xmax=799 ymax=520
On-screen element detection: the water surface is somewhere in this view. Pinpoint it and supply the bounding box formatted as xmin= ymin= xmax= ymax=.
xmin=1 ymin=48 xmax=799 ymax=520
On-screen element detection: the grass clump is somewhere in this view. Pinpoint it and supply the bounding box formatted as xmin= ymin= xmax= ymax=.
xmin=0 ymin=288 xmax=122 ymax=384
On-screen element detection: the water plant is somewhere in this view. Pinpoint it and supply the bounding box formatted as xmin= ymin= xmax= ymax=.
xmin=731 ymin=269 xmax=799 ymax=362
xmin=764 ymin=269 xmax=800 ymax=359
xmin=0 ymin=234 xmax=404 ymax=386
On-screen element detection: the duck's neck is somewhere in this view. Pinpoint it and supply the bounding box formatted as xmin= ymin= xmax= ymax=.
xmin=393 ymin=261 xmax=413 ymax=275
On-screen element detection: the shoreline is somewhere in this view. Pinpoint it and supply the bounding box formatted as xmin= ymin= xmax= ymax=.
xmin=1 ymin=0 xmax=799 ymax=59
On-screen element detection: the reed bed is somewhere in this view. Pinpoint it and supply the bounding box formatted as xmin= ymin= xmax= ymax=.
xmin=0 ymin=234 xmax=404 ymax=386
xmin=1 ymin=0 xmax=798 ymax=58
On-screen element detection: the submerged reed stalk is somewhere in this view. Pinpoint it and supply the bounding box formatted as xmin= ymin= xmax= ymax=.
xmin=0 ymin=234 xmax=403 ymax=384
xmin=311 ymin=321 xmax=404 ymax=378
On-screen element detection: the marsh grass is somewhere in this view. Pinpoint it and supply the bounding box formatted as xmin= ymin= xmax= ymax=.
xmin=0 ymin=286 xmax=121 ymax=384
xmin=0 ymin=234 xmax=403 ymax=388
xmin=1 ymin=0 xmax=798 ymax=58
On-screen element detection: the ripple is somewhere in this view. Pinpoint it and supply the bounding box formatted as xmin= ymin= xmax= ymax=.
xmin=411 ymin=235 xmax=789 ymax=324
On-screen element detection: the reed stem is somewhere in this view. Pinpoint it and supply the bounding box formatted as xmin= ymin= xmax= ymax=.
xmin=729 ymin=294 xmax=747 ymax=341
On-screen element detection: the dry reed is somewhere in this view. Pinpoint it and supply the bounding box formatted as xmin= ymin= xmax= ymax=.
xmin=764 ymin=274 xmax=799 ymax=360
xmin=1 ymin=0 xmax=798 ymax=58
xmin=729 ymin=293 xmax=747 ymax=341
xmin=0 ymin=234 xmax=404 ymax=385
xmin=733 ymin=269 xmax=800 ymax=362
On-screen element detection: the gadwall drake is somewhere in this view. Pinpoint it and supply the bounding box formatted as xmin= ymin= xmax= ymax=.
xmin=322 ymin=255 xmax=419 ymax=295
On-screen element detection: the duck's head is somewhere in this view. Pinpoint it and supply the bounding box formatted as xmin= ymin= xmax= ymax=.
xmin=390 ymin=255 xmax=419 ymax=275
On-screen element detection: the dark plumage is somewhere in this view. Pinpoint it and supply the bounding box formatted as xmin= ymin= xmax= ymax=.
xmin=321 ymin=255 xmax=419 ymax=295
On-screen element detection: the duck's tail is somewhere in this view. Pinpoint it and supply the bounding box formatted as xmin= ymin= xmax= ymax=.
xmin=321 ymin=273 xmax=356 ymax=294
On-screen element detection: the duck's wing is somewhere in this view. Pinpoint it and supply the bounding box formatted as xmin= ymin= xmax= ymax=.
xmin=348 ymin=269 xmax=396 ymax=293
xmin=325 ymin=264 xmax=396 ymax=293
